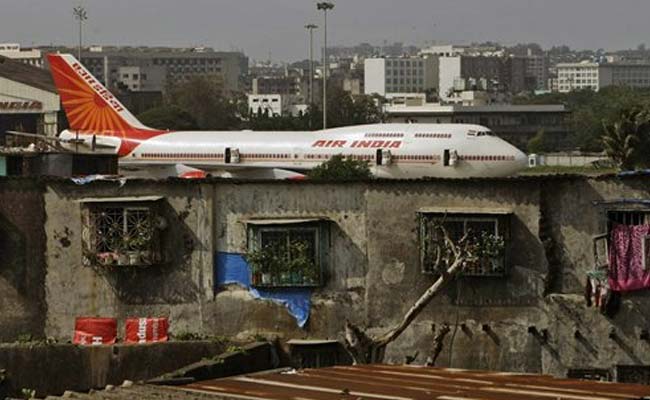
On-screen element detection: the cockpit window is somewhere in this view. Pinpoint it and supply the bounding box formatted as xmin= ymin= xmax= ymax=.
xmin=475 ymin=131 xmax=493 ymax=137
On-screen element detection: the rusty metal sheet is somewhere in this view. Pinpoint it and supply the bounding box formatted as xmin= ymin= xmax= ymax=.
xmin=182 ymin=365 xmax=650 ymax=400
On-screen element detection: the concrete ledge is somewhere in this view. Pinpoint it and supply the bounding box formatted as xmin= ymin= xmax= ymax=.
xmin=0 ymin=341 xmax=227 ymax=398
xmin=150 ymin=342 xmax=280 ymax=384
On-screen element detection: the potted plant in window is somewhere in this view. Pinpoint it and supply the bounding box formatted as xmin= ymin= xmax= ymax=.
xmin=477 ymin=232 xmax=505 ymax=274
xmin=288 ymin=240 xmax=311 ymax=284
xmin=247 ymin=245 xmax=279 ymax=285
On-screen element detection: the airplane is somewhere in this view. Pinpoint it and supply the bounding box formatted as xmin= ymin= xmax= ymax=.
xmin=44 ymin=53 xmax=528 ymax=179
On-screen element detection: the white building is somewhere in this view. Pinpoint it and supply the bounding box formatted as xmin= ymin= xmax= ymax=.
xmin=0 ymin=44 xmax=43 ymax=68
xmin=556 ymin=61 xmax=650 ymax=93
xmin=248 ymin=94 xmax=283 ymax=117
xmin=419 ymin=45 xmax=466 ymax=57
xmin=247 ymin=94 xmax=307 ymax=117
xmin=364 ymin=56 xmax=438 ymax=97
xmin=556 ymin=62 xmax=601 ymax=92
xmin=0 ymin=57 xmax=60 ymax=138
xmin=117 ymin=65 xmax=166 ymax=92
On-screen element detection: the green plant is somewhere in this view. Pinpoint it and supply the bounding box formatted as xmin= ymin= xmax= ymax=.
xmin=16 ymin=334 xmax=33 ymax=343
xmin=308 ymin=154 xmax=372 ymax=180
xmin=21 ymin=388 xmax=35 ymax=399
xmin=173 ymin=331 xmax=206 ymax=341
xmin=247 ymin=239 xmax=319 ymax=286
xmin=476 ymin=232 xmax=505 ymax=259
xmin=226 ymin=345 xmax=246 ymax=354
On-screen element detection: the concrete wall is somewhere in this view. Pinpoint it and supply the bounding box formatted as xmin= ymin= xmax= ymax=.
xmin=0 ymin=179 xmax=46 ymax=341
xmin=5 ymin=175 xmax=650 ymax=379
xmin=0 ymin=341 xmax=227 ymax=397
xmin=43 ymin=180 xmax=214 ymax=340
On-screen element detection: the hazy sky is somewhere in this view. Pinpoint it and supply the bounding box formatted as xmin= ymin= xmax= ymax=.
xmin=1 ymin=0 xmax=649 ymax=61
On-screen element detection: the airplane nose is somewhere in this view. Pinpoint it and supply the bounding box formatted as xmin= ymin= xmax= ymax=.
xmin=515 ymin=149 xmax=528 ymax=170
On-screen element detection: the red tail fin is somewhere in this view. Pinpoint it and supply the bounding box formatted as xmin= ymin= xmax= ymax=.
xmin=47 ymin=53 xmax=164 ymax=155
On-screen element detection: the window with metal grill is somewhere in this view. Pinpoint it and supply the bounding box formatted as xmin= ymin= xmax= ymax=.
xmin=419 ymin=213 xmax=510 ymax=277
xmin=247 ymin=221 xmax=329 ymax=288
xmin=82 ymin=203 xmax=164 ymax=267
xmin=567 ymin=368 xmax=611 ymax=382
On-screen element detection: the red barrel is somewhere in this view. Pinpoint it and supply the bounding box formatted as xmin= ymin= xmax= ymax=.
xmin=73 ymin=317 xmax=117 ymax=345
xmin=125 ymin=317 xmax=169 ymax=344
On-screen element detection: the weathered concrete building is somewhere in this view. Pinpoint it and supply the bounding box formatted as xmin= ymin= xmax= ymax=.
xmin=3 ymin=174 xmax=650 ymax=382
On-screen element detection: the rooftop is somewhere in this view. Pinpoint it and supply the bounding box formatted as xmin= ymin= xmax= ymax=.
xmin=384 ymin=103 xmax=568 ymax=114
xmin=44 ymin=365 xmax=650 ymax=400
xmin=184 ymin=364 xmax=650 ymax=399
xmin=0 ymin=55 xmax=56 ymax=93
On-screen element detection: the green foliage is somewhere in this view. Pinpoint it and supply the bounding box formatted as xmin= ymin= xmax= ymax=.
xmin=307 ymin=154 xmax=372 ymax=180
xmin=601 ymin=107 xmax=650 ymax=170
xmin=172 ymin=332 xmax=228 ymax=343
xmin=137 ymin=105 xmax=198 ymax=130
xmin=520 ymin=165 xmax=616 ymax=175
xmin=226 ymin=345 xmax=245 ymax=354
xmin=165 ymin=76 xmax=245 ymax=130
xmin=515 ymin=86 xmax=650 ymax=151
xmin=21 ymin=388 xmax=36 ymax=399
xmin=247 ymin=240 xmax=319 ymax=286
xmin=527 ymin=129 xmax=550 ymax=154
xmin=323 ymin=87 xmax=384 ymax=129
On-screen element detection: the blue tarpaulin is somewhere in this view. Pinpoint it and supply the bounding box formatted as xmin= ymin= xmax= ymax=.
xmin=215 ymin=252 xmax=312 ymax=328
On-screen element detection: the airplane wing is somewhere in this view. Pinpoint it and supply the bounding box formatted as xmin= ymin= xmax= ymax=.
xmin=6 ymin=131 xmax=118 ymax=151
xmin=120 ymin=162 xmax=306 ymax=180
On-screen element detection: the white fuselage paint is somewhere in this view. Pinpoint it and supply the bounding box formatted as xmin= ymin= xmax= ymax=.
xmin=59 ymin=123 xmax=528 ymax=179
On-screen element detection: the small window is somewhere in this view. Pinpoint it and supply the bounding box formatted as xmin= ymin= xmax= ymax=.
xmin=567 ymin=368 xmax=611 ymax=382
xmin=616 ymin=365 xmax=650 ymax=384
xmin=247 ymin=221 xmax=329 ymax=288
xmin=419 ymin=213 xmax=510 ymax=277
xmin=82 ymin=203 xmax=164 ymax=267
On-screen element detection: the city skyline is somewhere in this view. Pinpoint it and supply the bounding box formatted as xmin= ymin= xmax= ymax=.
xmin=0 ymin=0 xmax=649 ymax=61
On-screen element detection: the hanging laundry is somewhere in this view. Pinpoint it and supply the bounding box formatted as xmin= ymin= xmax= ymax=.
xmin=608 ymin=224 xmax=650 ymax=292
xmin=586 ymin=269 xmax=608 ymax=308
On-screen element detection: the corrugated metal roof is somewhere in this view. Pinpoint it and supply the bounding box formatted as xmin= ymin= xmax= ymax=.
xmin=418 ymin=207 xmax=513 ymax=215
xmin=76 ymin=195 xmax=164 ymax=203
xmin=244 ymin=218 xmax=328 ymax=225
xmin=181 ymin=365 xmax=650 ymax=400
xmin=0 ymin=55 xmax=57 ymax=94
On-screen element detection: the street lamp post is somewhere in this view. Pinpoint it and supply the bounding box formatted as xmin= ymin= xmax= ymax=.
xmin=304 ymin=23 xmax=318 ymax=129
xmin=73 ymin=6 xmax=88 ymax=61
xmin=316 ymin=2 xmax=334 ymax=130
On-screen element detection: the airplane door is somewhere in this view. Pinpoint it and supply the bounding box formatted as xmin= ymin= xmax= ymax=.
xmin=443 ymin=149 xmax=457 ymax=167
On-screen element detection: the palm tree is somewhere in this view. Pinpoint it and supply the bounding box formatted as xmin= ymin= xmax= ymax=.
xmin=602 ymin=108 xmax=650 ymax=171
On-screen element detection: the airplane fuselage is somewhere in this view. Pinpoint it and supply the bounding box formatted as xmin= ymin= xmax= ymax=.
xmin=60 ymin=123 xmax=528 ymax=179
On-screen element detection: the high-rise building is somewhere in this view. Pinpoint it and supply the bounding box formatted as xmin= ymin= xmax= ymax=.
xmin=438 ymin=55 xmax=528 ymax=100
xmin=364 ymin=56 xmax=438 ymax=96
xmin=50 ymin=47 xmax=249 ymax=94
xmin=0 ymin=44 xmax=43 ymax=68
xmin=556 ymin=61 xmax=650 ymax=92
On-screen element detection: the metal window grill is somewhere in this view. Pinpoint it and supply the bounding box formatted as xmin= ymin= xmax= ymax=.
xmin=608 ymin=211 xmax=647 ymax=226
xmin=420 ymin=215 xmax=506 ymax=277
xmin=86 ymin=206 xmax=159 ymax=267
xmin=252 ymin=226 xmax=322 ymax=288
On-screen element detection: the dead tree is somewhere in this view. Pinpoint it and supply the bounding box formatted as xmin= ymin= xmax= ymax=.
xmin=344 ymin=223 xmax=476 ymax=364
xmin=426 ymin=323 xmax=451 ymax=366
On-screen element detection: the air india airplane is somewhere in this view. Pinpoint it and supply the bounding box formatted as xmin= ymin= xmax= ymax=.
xmin=44 ymin=53 xmax=527 ymax=179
